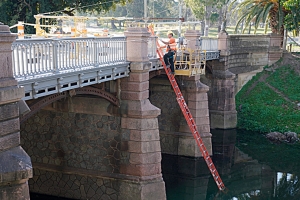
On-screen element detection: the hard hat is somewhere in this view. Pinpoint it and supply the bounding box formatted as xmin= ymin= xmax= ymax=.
xmin=167 ymin=30 xmax=174 ymax=35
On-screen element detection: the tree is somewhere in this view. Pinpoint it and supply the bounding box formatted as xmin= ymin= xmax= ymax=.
xmin=0 ymin=0 xmax=131 ymax=33
xmin=184 ymin=0 xmax=228 ymax=36
xmin=231 ymin=0 xmax=286 ymax=35
xmin=283 ymin=0 xmax=300 ymax=34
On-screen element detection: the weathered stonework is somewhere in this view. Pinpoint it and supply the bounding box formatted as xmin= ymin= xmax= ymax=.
xmin=21 ymin=109 xmax=122 ymax=173
xmin=204 ymin=59 xmax=237 ymax=129
xmin=218 ymin=32 xmax=283 ymax=93
xmin=119 ymin=28 xmax=166 ymax=200
xmin=162 ymin=154 xmax=210 ymax=200
xmin=0 ymin=23 xmax=32 ymax=200
xmin=149 ymin=75 xmax=212 ymax=157
xmin=29 ymin=168 xmax=119 ymax=200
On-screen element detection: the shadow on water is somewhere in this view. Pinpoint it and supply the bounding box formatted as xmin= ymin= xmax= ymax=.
xmin=30 ymin=129 xmax=300 ymax=199
xmin=163 ymin=129 xmax=300 ymax=200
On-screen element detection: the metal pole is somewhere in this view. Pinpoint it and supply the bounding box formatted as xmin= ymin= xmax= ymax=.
xmin=144 ymin=0 xmax=147 ymax=18
xmin=178 ymin=0 xmax=182 ymax=37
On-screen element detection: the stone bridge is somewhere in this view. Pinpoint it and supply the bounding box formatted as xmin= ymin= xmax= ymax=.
xmin=0 ymin=22 xmax=282 ymax=200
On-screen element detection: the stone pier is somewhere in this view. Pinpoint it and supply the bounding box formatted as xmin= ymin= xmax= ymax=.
xmin=0 ymin=23 xmax=32 ymax=199
xmin=150 ymin=30 xmax=212 ymax=157
xmin=120 ymin=28 xmax=166 ymax=200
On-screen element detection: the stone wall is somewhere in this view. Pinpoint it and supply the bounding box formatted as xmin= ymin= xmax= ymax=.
xmin=29 ymin=168 xmax=119 ymax=200
xmin=21 ymin=109 xmax=121 ymax=174
xmin=218 ymin=33 xmax=282 ymax=93
xmin=149 ymin=77 xmax=182 ymax=133
xmin=149 ymin=76 xmax=182 ymax=155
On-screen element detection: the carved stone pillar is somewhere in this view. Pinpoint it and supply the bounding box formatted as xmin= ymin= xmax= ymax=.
xmin=0 ymin=23 xmax=32 ymax=199
xmin=209 ymin=59 xmax=237 ymax=129
xmin=120 ymin=28 xmax=166 ymax=200
xmin=185 ymin=30 xmax=201 ymax=50
xmin=178 ymin=75 xmax=212 ymax=157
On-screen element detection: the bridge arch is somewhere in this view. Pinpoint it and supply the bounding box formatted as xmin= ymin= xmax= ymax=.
xmin=20 ymin=86 xmax=119 ymax=123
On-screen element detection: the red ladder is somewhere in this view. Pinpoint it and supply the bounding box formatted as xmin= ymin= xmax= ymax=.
xmin=152 ymin=29 xmax=225 ymax=191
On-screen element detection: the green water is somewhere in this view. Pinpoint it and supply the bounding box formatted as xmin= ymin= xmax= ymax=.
xmin=163 ymin=129 xmax=300 ymax=200
xmin=31 ymin=129 xmax=300 ymax=199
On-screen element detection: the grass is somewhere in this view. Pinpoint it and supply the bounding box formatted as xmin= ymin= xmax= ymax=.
xmin=236 ymin=60 xmax=300 ymax=134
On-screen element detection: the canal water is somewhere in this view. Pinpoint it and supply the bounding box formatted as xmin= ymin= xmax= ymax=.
xmin=31 ymin=129 xmax=300 ymax=199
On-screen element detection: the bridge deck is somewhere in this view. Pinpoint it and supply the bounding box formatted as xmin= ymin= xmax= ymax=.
xmin=12 ymin=36 xmax=219 ymax=100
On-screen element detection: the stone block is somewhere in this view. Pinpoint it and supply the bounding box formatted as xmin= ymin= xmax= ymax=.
xmin=126 ymin=72 xmax=149 ymax=82
xmin=121 ymin=90 xmax=149 ymax=101
xmin=210 ymin=110 xmax=237 ymax=129
xmin=187 ymin=93 xmax=208 ymax=102
xmin=120 ymin=163 xmax=161 ymax=176
xmin=0 ymin=102 xmax=18 ymax=121
xmin=121 ymin=81 xmax=149 ymax=92
xmin=0 ymin=86 xmax=24 ymax=105
xmin=179 ymin=124 xmax=211 ymax=134
xmin=0 ymin=118 xmax=19 ymax=137
xmin=0 ymin=77 xmax=18 ymax=88
xmin=193 ymin=116 xmax=210 ymax=126
xmin=119 ymin=177 xmax=166 ymax=200
xmin=189 ymin=108 xmax=209 ymax=118
xmin=129 ymin=152 xmax=161 ymax=164
xmin=130 ymin=129 xmax=160 ymax=141
xmin=128 ymin=141 xmax=161 ymax=153
xmin=0 ymin=132 xmax=20 ymax=151
xmin=122 ymin=99 xmax=161 ymax=118
xmin=188 ymin=101 xmax=208 ymax=110
xmin=178 ymin=136 xmax=212 ymax=157
xmin=125 ymin=28 xmax=150 ymax=62
xmin=130 ymin=62 xmax=151 ymax=72
xmin=121 ymin=118 xmax=158 ymax=130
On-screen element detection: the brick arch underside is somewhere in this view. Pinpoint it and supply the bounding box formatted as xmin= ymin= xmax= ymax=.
xmin=20 ymin=86 xmax=119 ymax=124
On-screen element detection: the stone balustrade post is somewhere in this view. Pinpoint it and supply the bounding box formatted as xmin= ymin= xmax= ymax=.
xmin=0 ymin=23 xmax=32 ymax=199
xmin=268 ymin=33 xmax=283 ymax=65
xmin=185 ymin=30 xmax=201 ymax=50
xmin=178 ymin=75 xmax=212 ymax=157
xmin=119 ymin=28 xmax=166 ymax=200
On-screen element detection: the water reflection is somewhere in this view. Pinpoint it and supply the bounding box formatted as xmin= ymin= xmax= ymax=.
xmin=163 ymin=129 xmax=300 ymax=200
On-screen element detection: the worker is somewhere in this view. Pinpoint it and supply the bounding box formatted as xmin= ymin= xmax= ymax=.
xmin=160 ymin=31 xmax=176 ymax=74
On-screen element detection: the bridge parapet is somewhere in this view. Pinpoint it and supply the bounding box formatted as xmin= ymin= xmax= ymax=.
xmin=218 ymin=32 xmax=282 ymax=92
xmin=13 ymin=37 xmax=129 ymax=100
xmin=218 ymin=32 xmax=282 ymax=74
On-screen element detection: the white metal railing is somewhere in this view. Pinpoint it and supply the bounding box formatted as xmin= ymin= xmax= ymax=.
xmin=12 ymin=37 xmax=127 ymax=80
xmin=198 ymin=37 xmax=218 ymax=51
xmin=148 ymin=36 xmax=157 ymax=59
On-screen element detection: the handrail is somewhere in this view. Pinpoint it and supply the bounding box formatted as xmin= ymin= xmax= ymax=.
xmin=12 ymin=37 xmax=127 ymax=80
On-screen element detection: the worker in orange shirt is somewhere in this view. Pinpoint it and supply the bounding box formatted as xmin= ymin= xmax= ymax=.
xmin=160 ymin=31 xmax=176 ymax=74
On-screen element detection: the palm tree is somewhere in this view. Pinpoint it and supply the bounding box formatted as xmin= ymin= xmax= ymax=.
xmin=231 ymin=0 xmax=287 ymax=35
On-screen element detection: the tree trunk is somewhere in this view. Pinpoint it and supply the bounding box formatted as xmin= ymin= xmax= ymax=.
xmin=204 ymin=6 xmax=211 ymax=36
xmin=111 ymin=20 xmax=117 ymax=29
xmin=217 ymin=7 xmax=223 ymax=33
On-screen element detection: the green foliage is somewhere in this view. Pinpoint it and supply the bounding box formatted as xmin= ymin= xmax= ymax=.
xmin=284 ymin=0 xmax=300 ymax=32
xmin=236 ymin=64 xmax=300 ymax=134
xmin=232 ymin=0 xmax=300 ymax=34
xmin=267 ymin=66 xmax=300 ymax=102
xmin=0 ymin=0 xmax=131 ymax=33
